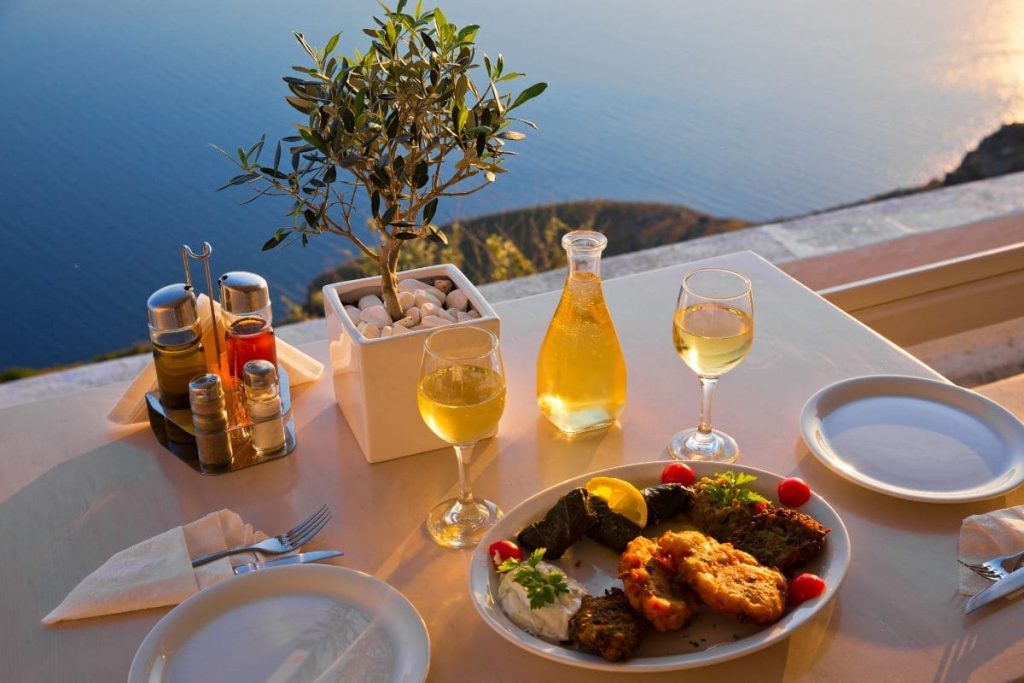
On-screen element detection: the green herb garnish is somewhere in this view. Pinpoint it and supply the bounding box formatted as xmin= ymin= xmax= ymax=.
xmin=497 ymin=548 xmax=570 ymax=609
xmin=704 ymin=471 xmax=768 ymax=506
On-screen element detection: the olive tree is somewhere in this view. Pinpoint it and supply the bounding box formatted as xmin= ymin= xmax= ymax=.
xmin=219 ymin=1 xmax=546 ymax=320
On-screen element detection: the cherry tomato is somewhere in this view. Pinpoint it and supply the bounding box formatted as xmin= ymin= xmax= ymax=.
xmin=777 ymin=477 xmax=811 ymax=507
xmin=661 ymin=462 xmax=696 ymax=486
xmin=789 ymin=573 xmax=826 ymax=606
xmin=488 ymin=540 xmax=522 ymax=568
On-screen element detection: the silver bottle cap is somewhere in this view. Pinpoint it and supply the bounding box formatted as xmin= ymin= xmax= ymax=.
xmin=147 ymin=284 xmax=199 ymax=330
xmin=219 ymin=271 xmax=271 ymax=314
xmin=243 ymin=360 xmax=278 ymax=391
xmin=189 ymin=373 xmax=225 ymax=403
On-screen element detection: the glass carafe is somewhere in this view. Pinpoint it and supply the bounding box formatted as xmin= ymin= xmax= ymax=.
xmin=536 ymin=230 xmax=627 ymax=435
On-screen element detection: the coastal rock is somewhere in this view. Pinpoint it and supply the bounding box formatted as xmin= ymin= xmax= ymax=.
xmin=434 ymin=279 xmax=453 ymax=294
xmin=361 ymin=322 xmax=381 ymax=339
xmin=398 ymin=291 xmax=416 ymax=312
xmin=380 ymin=325 xmax=393 ymax=337
xmin=415 ymin=289 xmax=442 ymax=308
xmin=390 ymin=324 xmax=410 ymax=335
xmin=445 ymin=289 xmax=469 ymax=312
xmin=455 ymin=311 xmax=473 ymax=322
xmin=421 ymin=315 xmax=453 ymax=328
xmin=358 ymin=294 xmax=383 ymax=311
xmin=344 ymin=305 xmax=362 ymax=324
xmin=360 ymin=305 xmax=392 ymax=327
xmin=468 ymin=309 xmax=481 ymax=319
xmin=944 ymin=123 xmax=1024 ymax=186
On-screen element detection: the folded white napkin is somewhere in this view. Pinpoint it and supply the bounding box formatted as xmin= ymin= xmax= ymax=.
xmin=43 ymin=510 xmax=267 ymax=624
xmin=108 ymin=294 xmax=323 ymax=425
xmin=958 ymin=504 xmax=1024 ymax=595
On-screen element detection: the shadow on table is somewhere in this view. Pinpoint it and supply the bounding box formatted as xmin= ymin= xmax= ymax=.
xmin=788 ymin=436 xmax=1024 ymax=668
xmin=0 ymin=438 xmax=197 ymax=680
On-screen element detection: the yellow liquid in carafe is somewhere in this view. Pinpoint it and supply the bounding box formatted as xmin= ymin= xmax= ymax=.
xmin=537 ymin=272 xmax=627 ymax=435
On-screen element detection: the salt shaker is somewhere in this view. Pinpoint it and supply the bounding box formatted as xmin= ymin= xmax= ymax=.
xmin=243 ymin=360 xmax=287 ymax=456
xmin=189 ymin=373 xmax=233 ymax=468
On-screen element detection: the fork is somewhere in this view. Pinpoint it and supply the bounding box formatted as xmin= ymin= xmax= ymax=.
xmin=191 ymin=504 xmax=332 ymax=567
xmin=958 ymin=548 xmax=1024 ymax=582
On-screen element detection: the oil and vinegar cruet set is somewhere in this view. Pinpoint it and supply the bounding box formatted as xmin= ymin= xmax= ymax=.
xmin=144 ymin=243 xmax=296 ymax=474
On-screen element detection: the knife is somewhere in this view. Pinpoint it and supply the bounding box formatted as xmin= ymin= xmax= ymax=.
xmin=233 ymin=550 xmax=344 ymax=575
xmin=965 ymin=564 xmax=1024 ymax=614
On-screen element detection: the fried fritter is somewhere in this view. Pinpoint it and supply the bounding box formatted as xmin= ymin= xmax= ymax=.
xmin=688 ymin=477 xmax=759 ymax=540
xmin=658 ymin=530 xmax=787 ymax=625
xmin=619 ymin=536 xmax=701 ymax=632
xmin=570 ymin=588 xmax=648 ymax=662
xmin=728 ymin=507 xmax=830 ymax=572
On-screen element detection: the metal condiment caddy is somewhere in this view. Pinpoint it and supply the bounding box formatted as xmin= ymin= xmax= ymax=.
xmin=145 ymin=242 xmax=297 ymax=475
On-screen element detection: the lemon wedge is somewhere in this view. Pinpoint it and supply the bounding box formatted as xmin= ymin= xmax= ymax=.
xmin=584 ymin=476 xmax=648 ymax=528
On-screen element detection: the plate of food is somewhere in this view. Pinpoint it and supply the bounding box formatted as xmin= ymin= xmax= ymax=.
xmin=468 ymin=460 xmax=850 ymax=672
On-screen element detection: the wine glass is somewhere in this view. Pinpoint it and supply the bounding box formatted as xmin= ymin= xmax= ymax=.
xmin=417 ymin=326 xmax=506 ymax=548
xmin=669 ymin=268 xmax=753 ymax=462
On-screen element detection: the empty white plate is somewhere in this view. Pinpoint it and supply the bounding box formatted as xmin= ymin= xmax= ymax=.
xmin=129 ymin=565 xmax=429 ymax=683
xmin=801 ymin=375 xmax=1024 ymax=502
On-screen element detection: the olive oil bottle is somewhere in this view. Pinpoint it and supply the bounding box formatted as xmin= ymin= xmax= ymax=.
xmin=147 ymin=284 xmax=207 ymax=410
xmin=536 ymin=231 xmax=627 ymax=435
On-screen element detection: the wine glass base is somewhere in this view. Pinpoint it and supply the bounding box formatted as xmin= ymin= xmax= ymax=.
xmin=668 ymin=428 xmax=739 ymax=463
xmin=426 ymin=498 xmax=502 ymax=549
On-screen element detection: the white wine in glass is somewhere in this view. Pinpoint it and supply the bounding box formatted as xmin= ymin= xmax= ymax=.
xmin=417 ymin=326 xmax=506 ymax=548
xmin=669 ymin=268 xmax=753 ymax=462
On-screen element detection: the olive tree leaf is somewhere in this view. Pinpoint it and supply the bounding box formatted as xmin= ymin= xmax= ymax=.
xmin=422 ymin=197 xmax=438 ymax=224
xmin=509 ymin=82 xmax=548 ymax=111
xmin=426 ymin=225 xmax=448 ymax=245
xmin=262 ymin=231 xmax=287 ymax=251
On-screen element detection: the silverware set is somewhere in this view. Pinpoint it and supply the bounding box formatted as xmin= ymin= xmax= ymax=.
xmin=960 ymin=548 xmax=1024 ymax=614
xmin=192 ymin=504 xmax=339 ymax=570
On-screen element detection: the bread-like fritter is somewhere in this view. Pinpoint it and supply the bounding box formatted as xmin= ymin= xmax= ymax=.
xmin=570 ymin=588 xmax=647 ymax=661
xmin=658 ymin=530 xmax=787 ymax=625
xmin=688 ymin=477 xmax=759 ymax=540
xmin=728 ymin=507 xmax=830 ymax=572
xmin=619 ymin=536 xmax=701 ymax=632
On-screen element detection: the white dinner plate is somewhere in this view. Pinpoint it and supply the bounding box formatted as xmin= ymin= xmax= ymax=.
xmin=129 ymin=565 xmax=429 ymax=683
xmin=801 ymin=375 xmax=1024 ymax=503
xmin=468 ymin=461 xmax=851 ymax=672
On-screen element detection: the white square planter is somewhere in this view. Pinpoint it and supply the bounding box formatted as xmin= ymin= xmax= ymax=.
xmin=323 ymin=263 xmax=501 ymax=463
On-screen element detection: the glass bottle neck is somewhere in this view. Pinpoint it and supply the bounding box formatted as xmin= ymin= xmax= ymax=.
xmin=562 ymin=230 xmax=607 ymax=279
xmin=567 ymin=249 xmax=602 ymax=278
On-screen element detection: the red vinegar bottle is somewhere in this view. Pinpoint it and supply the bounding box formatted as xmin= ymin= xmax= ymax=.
xmin=218 ymin=271 xmax=278 ymax=385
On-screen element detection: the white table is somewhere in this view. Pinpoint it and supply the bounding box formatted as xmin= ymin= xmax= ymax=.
xmin=3 ymin=251 xmax=1021 ymax=681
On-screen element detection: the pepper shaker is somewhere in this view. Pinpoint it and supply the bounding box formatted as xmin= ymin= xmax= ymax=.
xmin=189 ymin=373 xmax=233 ymax=469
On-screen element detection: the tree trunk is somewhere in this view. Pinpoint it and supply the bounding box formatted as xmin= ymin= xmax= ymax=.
xmin=379 ymin=237 xmax=404 ymax=321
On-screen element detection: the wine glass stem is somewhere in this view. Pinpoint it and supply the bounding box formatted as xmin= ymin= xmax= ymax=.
xmin=453 ymin=444 xmax=476 ymax=506
xmin=697 ymin=376 xmax=718 ymax=435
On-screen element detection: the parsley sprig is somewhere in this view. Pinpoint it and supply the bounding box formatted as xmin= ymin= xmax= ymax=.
xmin=704 ymin=471 xmax=768 ymax=506
xmin=497 ymin=548 xmax=570 ymax=609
